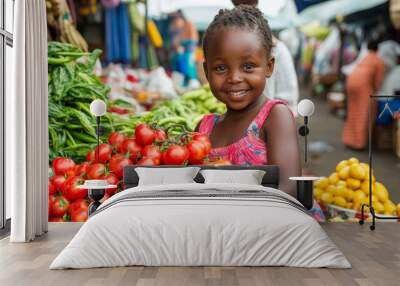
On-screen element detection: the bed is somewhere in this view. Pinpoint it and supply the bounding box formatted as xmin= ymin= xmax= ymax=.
xmin=50 ymin=165 xmax=351 ymax=269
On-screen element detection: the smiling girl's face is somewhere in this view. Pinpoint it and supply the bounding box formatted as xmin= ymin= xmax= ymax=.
xmin=204 ymin=28 xmax=275 ymax=111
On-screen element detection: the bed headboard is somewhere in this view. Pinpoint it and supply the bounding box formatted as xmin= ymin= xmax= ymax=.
xmin=123 ymin=165 xmax=280 ymax=189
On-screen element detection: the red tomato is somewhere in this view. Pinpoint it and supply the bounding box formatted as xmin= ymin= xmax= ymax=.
xmin=135 ymin=124 xmax=156 ymax=146
xmin=155 ymin=129 xmax=167 ymax=142
xmin=68 ymin=198 xmax=89 ymax=216
xmin=192 ymin=134 xmax=212 ymax=154
xmin=70 ymin=208 xmax=88 ymax=222
xmin=137 ymin=157 xmax=160 ymax=166
xmin=66 ymin=168 xmax=76 ymax=177
xmin=86 ymin=163 xmax=106 ymax=180
xmin=86 ymin=150 xmax=95 ymax=162
xmin=48 ymin=195 xmax=56 ymax=218
xmin=141 ymin=145 xmax=162 ymax=161
xmin=63 ymin=176 xmax=87 ymax=201
xmin=109 ymin=154 xmax=132 ymax=179
xmin=52 ymin=157 xmax=76 ymax=176
xmin=108 ymin=132 xmax=126 ymax=152
xmin=94 ymin=143 xmax=113 ymax=163
xmin=100 ymin=173 xmax=119 ymax=196
xmin=52 ymin=195 xmax=70 ymax=217
xmin=75 ymin=162 xmax=90 ymax=177
xmin=187 ymin=140 xmax=207 ymax=163
xmin=48 ymin=180 xmax=56 ymax=195
xmin=162 ymin=145 xmax=189 ymax=165
xmin=121 ymin=138 xmax=142 ymax=163
xmin=51 ymin=175 xmax=67 ymax=192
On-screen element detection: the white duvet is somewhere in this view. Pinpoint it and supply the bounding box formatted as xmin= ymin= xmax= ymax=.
xmin=50 ymin=183 xmax=351 ymax=269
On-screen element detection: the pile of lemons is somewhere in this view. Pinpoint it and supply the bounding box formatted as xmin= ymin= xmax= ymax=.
xmin=314 ymin=157 xmax=399 ymax=216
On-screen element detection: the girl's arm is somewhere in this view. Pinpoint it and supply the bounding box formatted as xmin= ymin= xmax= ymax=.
xmin=264 ymin=104 xmax=301 ymax=197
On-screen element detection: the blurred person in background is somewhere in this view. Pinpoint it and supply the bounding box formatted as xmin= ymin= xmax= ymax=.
xmin=231 ymin=0 xmax=299 ymax=115
xmin=170 ymin=10 xmax=199 ymax=85
xmin=342 ymin=34 xmax=385 ymax=150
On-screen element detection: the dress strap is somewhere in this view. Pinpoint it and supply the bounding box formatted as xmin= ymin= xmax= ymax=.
xmin=198 ymin=114 xmax=219 ymax=135
xmin=247 ymin=99 xmax=288 ymax=135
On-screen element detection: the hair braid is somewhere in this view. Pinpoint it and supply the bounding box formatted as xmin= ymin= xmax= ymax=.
xmin=202 ymin=5 xmax=273 ymax=57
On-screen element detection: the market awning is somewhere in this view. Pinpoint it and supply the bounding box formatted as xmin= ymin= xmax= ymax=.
xmin=294 ymin=0 xmax=388 ymax=26
xmin=147 ymin=0 xmax=295 ymax=31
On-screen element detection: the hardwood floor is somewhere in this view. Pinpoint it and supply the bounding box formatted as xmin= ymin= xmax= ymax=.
xmin=0 ymin=222 xmax=399 ymax=286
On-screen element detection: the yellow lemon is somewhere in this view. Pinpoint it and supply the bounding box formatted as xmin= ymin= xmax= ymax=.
xmin=346 ymin=202 xmax=353 ymax=209
xmin=338 ymin=166 xmax=350 ymax=180
xmin=345 ymin=188 xmax=354 ymax=201
xmin=315 ymin=177 xmax=329 ymax=189
xmin=361 ymin=180 xmax=375 ymax=195
xmin=397 ymin=203 xmax=400 ymax=217
xmin=346 ymin=178 xmax=361 ymax=190
xmin=320 ymin=192 xmax=333 ymax=205
xmin=333 ymin=185 xmax=346 ymax=197
xmin=353 ymin=190 xmax=366 ymax=204
xmin=314 ymin=188 xmax=322 ymax=200
xmin=333 ymin=196 xmax=347 ymax=208
xmin=383 ymin=201 xmax=396 ymax=215
xmin=372 ymin=201 xmax=384 ymax=214
xmin=367 ymin=195 xmax=378 ymax=203
xmin=349 ymin=164 xmax=366 ymax=180
xmin=336 ymin=160 xmax=349 ymax=172
xmin=326 ymin=184 xmax=336 ymax=194
xmin=336 ymin=180 xmax=347 ymax=188
xmin=329 ymin=172 xmax=339 ymax=184
xmin=348 ymin=157 xmax=360 ymax=165
xmin=360 ymin=162 xmax=370 ymax=172
xmin=364 ymin=172 xmax=376 ymax=183
xmin=374 ymin=182 xmax=389 ymax=203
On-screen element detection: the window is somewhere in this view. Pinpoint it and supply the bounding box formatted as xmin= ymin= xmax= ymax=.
xmin=1 ymin=0 xmax=14 ymax=232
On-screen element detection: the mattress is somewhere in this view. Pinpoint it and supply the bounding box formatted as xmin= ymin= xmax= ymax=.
xmin=50 ymin=183 xmax=351 ymax=269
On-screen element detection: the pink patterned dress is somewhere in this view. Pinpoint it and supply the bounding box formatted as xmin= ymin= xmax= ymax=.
xmin=199 ymin=99 xmax=286 ymax=165
xmin=198 ymin=99 xmax=326 ymax=222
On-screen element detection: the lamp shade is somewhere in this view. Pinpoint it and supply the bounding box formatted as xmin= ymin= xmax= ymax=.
xmin=90 ymin=99 xmax=107 ymax=117
xmin=298 ymin=99 xmax=315 ymax=117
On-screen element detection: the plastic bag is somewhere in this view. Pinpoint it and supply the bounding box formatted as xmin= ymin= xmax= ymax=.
xmin=146 ymin=67 xmax=178 ymax=99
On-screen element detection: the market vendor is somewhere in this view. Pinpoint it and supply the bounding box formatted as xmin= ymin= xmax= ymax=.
xmin=232 ymin=0 xmax=299 ymax=115
xmin=342 ymin=34 xmax=385 ymax=150
xmin=170 ymin=10 xmax=199 ymax=84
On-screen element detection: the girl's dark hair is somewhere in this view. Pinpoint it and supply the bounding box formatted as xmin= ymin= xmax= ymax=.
xmin=202 ymin=5 xmax=273 ymax=57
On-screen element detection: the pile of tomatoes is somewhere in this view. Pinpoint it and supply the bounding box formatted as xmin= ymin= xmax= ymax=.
xmin=48 ymin=123 xmax=229 ymax=222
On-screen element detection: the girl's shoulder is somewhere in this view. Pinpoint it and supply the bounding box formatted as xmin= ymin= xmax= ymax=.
xmin=261 ymin=100 xmax=295 ymax=132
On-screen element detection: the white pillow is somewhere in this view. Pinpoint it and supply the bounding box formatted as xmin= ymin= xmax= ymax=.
xmin=200 ymin=169 xmax=266 ymax=185
xmin=136 ymin=167 xmax=201 ymax=186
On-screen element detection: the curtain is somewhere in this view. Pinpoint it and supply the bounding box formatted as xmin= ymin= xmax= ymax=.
xmin=7 ymin=0 xmax=48 ymax=242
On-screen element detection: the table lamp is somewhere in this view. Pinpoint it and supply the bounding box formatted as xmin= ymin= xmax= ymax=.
xmin=297 ymin=99 xmax=315 ymax=164
xmin=290 ymin=99 xmax=319 ymax=210
xmin=90 ymin=99 xmax=107 ymax=162
xmin=80 ymin=99 xmax=112 ymax=216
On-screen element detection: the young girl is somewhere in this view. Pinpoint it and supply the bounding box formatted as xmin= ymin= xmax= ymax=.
xmin=196 ymin=5 xmax=298 ymax=196
xmin=197 ymin=5 xmax=325 ymax=221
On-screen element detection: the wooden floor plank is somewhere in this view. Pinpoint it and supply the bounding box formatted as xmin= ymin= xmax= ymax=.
xmin=0 ymin=222 xmax=399 ymax=286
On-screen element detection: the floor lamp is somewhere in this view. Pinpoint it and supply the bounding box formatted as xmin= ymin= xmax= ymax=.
xmin=359 ymin=95 xmax=400 ymax=230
